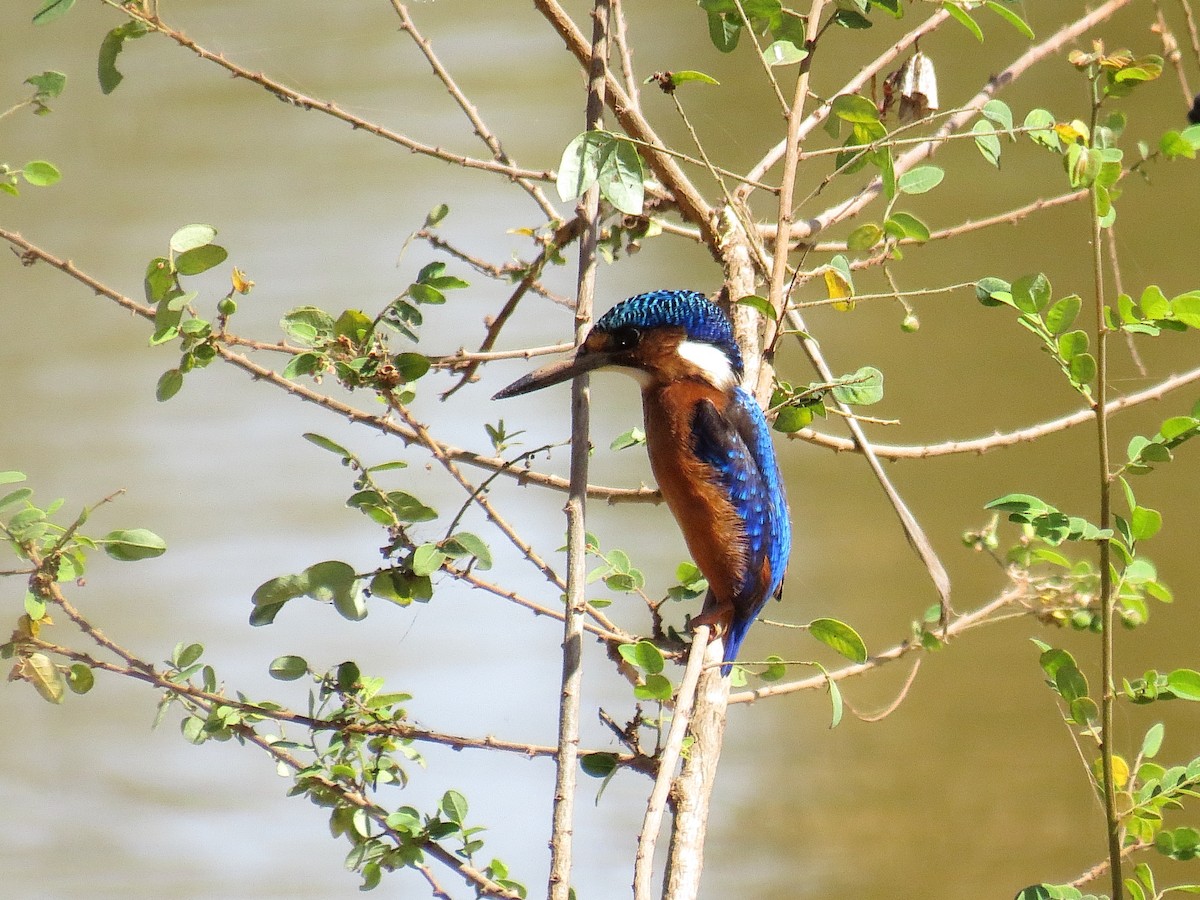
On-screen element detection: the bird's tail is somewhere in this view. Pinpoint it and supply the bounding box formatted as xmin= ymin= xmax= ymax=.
xmin=718 ymin=615 xmax=754 ymax=677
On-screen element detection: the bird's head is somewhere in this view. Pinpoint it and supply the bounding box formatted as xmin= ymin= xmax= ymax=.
xmin=493 ymin=290 xmax=743 ymax=400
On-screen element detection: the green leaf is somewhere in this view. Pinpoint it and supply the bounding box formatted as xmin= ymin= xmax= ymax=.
xmin=762 ymin=40 xmax=808 ymax=66
xmin=282 ymin=307 xmax=336 ymax=346
xmin=1044 ymin=294 xmax=1081 ymax=335
xmin=884 ymin=212 xmax=930 ymax=242
xmin=706 ymin=10 xmax=741 ymax=53
xmin=21 ymin=161 xmax=61 ymax=187
xmin=1057 ymin=329 xmax=1088 ymax=361
xmin=556 ymin=131 xmax=608 ymax=203
xmin=67 ymin=663 xmax=94 ymax=694
xmin=580 ymin=752 xmax=619 ymax=778
xmin=831 ymin=366 xmax=883 ymax=406
xmin=984 ymin=1 xmax=1034 ymax=39
xmin=597 ymin=137 xmax=645 ymax=215
xmin=155 ymin=368 xmax=184 ymax=402
xmin=972 ymin=121 xmax=1002 ymax=167
xmin=411 ymin=543 xmax=448 ymax=577
xmin=1172 ymin=292 xmax=1200 ymax=328
xmin=1167 ymin=669 xmax=1200 ymax=701
xmin=1139 ymin=285 xmax=1170 ymax=320
xmin=1012 ymin=273 xmax=1051 ymax=314
xmin=981 ymin=99 xmax=1014 ymax=135
xmin=772 ymin=405 xmax=812 ymax=434
xmin=282 ymin=352 xmax=324 ymax=379
xmin=986 ymin=493 xmax=1053 ymax=518
xmin=896 ymin=165 xmax=944 ymax=195
xmin=302 ymin=432 xmax=351 ymax=458
xmin=32 ymin=0 xmax=76 ymax=25
xmin=102 ymin=528 xmax=167 ymax=561
xmin=669 ymin=70 xmax=722 ymax=87
xmin=304 ymin=560 xmax=363 ymax=620
xmin=1130 ymin=506 xmax=1162 ymax=541
xmin=269 ymin=655 xmax=308 ymax=681
xmin=424 ymin=203 xmax=450 ymax=227
xmin=943 ymin=3 xmax=983 ymax=42
xmin=393 ymin=352 xmax=431 ymax=382
xmin=172 ymin=642 xmax=204 ymax=668
xmin=98 ymin=21 xmax=150 ymax=95
xmin=1069 ymin=352 xmax=1096 ymax=386
xmin=0 ymin=471 xmax=28 ymax=485
xmin=618 ymin=640 xmax=665 ymax=675
xmin=634 ymin=673 xmax=673 ymax=702
xmin=1023 ymin=108 xmax=1060 ymax=151
xmin=442 ymin=532 xmax=493 ymax=571
xmin=439 ymin=789 xmax=468 ymax=825
xmin=830 ymin=94 xmax=880 ymax=124
xmin=808 ymin=617 xmax=868 ymax=663
xmin=1161 ymin=130 xmax=1196 ymax=160
xmin=0 ymin=487 xmax=32 ymax=511
xmin=609 ymin=427 xmax=646 ymax=451
xmin=169 ymin=224 xmax=217 ymax=254
xmin=175 ymin=244 xmax=228 ymax=276
xmin=735 ymin=295 xmax=777 ymax=321
xmin=1055 ymin=664 xmax=1089 ymax=702
xmin=407 ymin=282 xmax=446 ymax=305
xmin=846 ymin=223 xmax=883 ymax=251
xmin=1141 ymin=722 xmax=1165 ymax=759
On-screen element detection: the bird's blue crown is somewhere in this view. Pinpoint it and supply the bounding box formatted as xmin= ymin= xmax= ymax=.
xmin=595 ymin=290 xmax=744 ymax=378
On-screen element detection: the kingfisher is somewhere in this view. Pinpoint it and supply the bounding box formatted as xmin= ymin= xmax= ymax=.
xmin=493 ymin=289 xmax=791 ymax=673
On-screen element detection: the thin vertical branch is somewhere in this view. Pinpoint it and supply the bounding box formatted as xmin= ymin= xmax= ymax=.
xmin=548 ymin=3 xmax=609 ymax=898
xmin=763 ymin=0 xmax=827 ymax=378
xmin=1176 ymin=0 xmax=1200 ymax=72
xmin=662 ymin=639 xmax=731 ymax=900
xmin=632 ymin=626 xmax=710 ymax=900
xmin=1088 ymin=75 xmax=1122 ymax=900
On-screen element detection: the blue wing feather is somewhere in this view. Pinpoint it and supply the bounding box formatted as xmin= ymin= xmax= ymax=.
xmin=690 ymin=387 xmax=790 ymax=669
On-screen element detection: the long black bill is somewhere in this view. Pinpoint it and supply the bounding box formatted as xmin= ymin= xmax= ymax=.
xmin=492 ymin=350 xmax=611 ymax=400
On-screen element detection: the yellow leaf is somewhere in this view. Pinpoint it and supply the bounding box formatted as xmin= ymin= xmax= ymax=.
xmin=1054 ymin=120 xmax=1088 ymax=144
xmin=821 ymin=266 xmax=855 ymax=311
xmin=1092 ymin=754 xmax=1130 ymax=789
xmin=16 ymin=653 xmax=66 ymax=704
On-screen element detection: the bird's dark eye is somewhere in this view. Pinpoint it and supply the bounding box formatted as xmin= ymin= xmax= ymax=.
xmin=610 ymin=326 xmax=641 ymax=351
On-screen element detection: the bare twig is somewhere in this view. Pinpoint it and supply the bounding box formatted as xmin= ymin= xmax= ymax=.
xmin=549 ymin=5 xmax=609 ymax=896
xmin=101 ymin=2 xmax=552 ymax=184
xmin=389 ymin=0 xmax=559 ymax=219
xmin=441 ymin=218 xmax=584 ymax=399
xmin=729 ymin=589 xmax=1020 ymax=705
xmin=790 ymin=363 xmax=1200 ymax=458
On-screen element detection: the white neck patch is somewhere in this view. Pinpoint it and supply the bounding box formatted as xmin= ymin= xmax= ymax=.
xmin=676 ymin=340 xmax=737 ymax=390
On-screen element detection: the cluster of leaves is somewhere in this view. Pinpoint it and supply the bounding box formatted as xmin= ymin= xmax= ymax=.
xmin=769 ymin=364 xmax=884 ymax=433
xmin=557 ymin=130 xmax=645 ymax=216
xmin=32 ymin=0 xmax=149 ymax=95
xmin=282 ymin=250 xmax=465 ymax=396
xmin=2 ymin=72 xmax=66 ymax=197
xmin=251 ymin=434 xmax=492 ymax=626
xmin=821 ymin=91 xmax=945 ymax=234
xmin=1025 ymin=643 xmax=1200 ymax=898
xmin=699 ymin=0 xmax=907 ymax=55
xmin=976 ymin=273 xmax=1095 ymax=401
xmin=146 ymin=224 xmax=244 ymax=400
xmin=0 ymin=471 xmax=165 ymax=702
